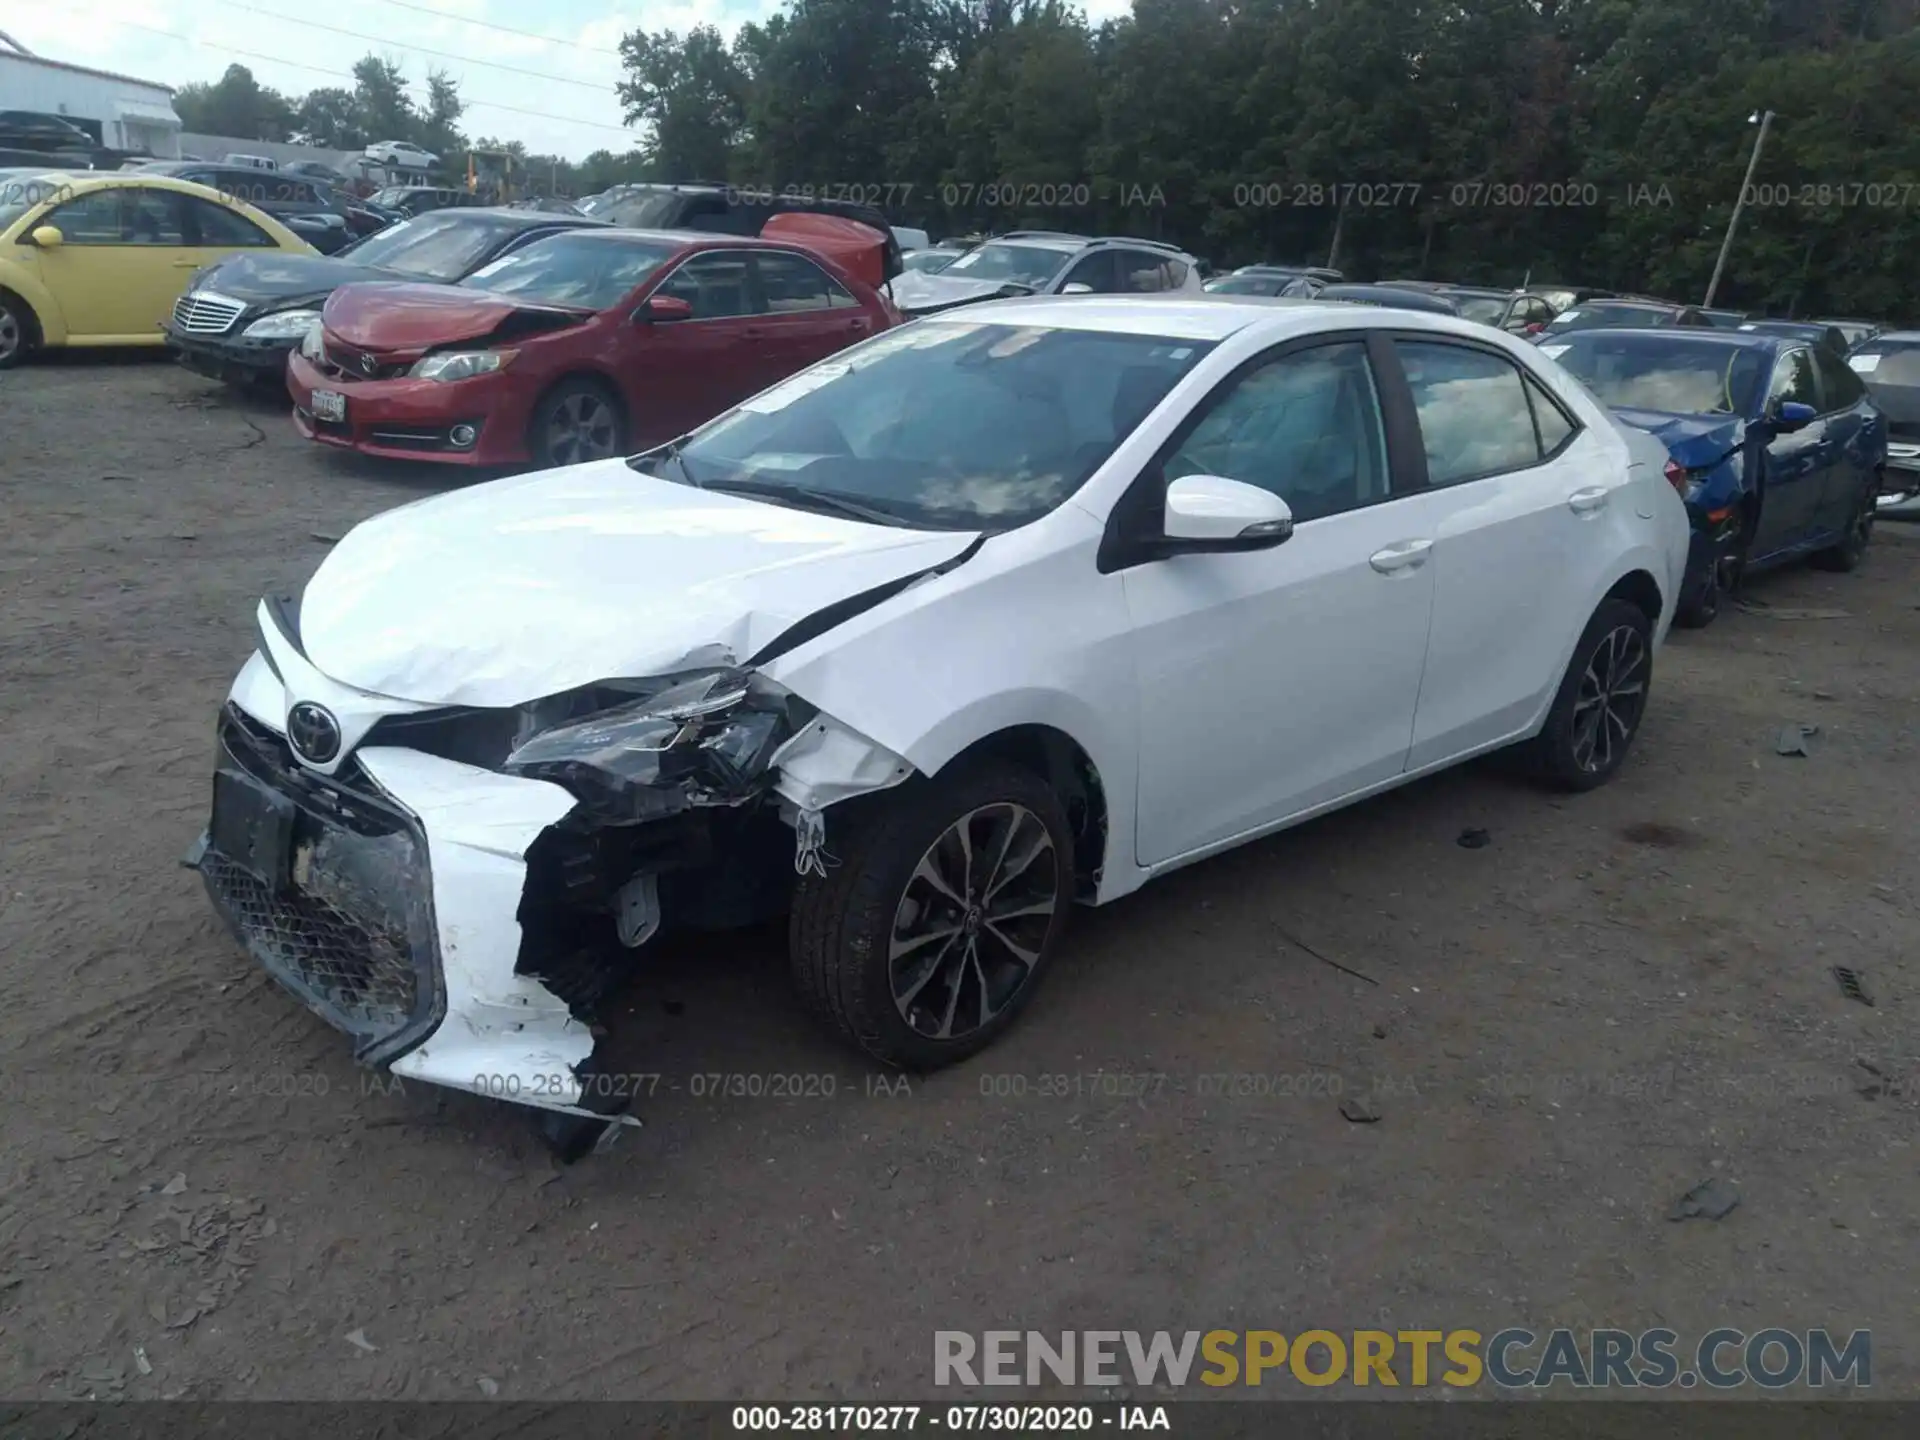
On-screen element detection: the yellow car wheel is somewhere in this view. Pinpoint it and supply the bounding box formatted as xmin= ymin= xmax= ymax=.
xmin=0 ymin=290 xmax=36 ymax=369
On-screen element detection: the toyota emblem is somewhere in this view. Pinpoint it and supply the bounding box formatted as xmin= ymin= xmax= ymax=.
xmin=357 ymin=351 xmax=378 ymax=376
xmin=287 ymin=702 xmax=342 ymax=765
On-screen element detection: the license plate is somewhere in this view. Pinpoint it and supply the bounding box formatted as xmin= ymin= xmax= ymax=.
xmin=210 ymin=769 xmax=296 ymax=892
xmin=311 ymin=389 xmax=346 ymax=422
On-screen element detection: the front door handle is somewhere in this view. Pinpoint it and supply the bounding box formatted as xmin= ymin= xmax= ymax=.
xmin=1568 ymin=486 xmax=1610 ymax=514
xmin=1369 ymin=539 xmax=1433 ymax=574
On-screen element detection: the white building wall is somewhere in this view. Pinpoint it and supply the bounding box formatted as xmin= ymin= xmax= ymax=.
xmin=0 ymin=54 xmax=181 ymax=158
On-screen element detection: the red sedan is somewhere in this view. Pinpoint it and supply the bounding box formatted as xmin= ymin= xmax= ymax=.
xmin=287 ymin=228 xmax=895 ymax=466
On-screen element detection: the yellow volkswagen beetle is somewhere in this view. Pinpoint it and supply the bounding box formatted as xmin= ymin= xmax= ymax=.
xmin=0 ymin=170 xmax=313 ymax=368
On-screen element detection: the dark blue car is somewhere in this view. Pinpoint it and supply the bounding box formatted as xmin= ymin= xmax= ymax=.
xmin=1541 ymin=329 xmax=1885 ymax=626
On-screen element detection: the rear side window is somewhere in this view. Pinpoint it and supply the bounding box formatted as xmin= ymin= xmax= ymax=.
xmin=183 ymin=195 xmax=276 ymax=247
xmin=755 ymin=252 xmax=859 ymax=311
xmin=1396 ymin=340 xmax=1547 ymax=484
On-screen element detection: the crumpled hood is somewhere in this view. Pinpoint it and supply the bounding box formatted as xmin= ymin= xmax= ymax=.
xmin=1611 ymin=407 xmax=1747 ymax=469
xmin=889 ymin=268 xmax=1035 ymax=314
xmin=297 ymin=459 xmax=980 ymax=707
xmin=321 ymin=281 xmax=584 ymax=350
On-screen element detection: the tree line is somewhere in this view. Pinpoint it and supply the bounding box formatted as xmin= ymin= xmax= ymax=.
xmin=620 ymin=0 xmax=1920 ymax=318
xmin=175 ymin=0 xmax=1920 ymax=318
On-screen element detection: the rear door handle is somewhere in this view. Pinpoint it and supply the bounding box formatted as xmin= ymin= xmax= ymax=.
xmin=1568 ymin=486 xmax=1609 ymax=514
xmin=1369 ymin=539 xmax=1433 ymax=574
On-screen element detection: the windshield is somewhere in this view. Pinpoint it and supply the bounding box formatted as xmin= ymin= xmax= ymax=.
xmin=1206 ymin=274 xmax=1289 ymax=296
xmin=341 ymin=213 xmax=519 ymax=280
xmin=1543 ymin=303 xmax=1672 ymax=335
xmin=1449 ymin=294 xmax=1509 ymax=324
xmin=0 ymin=173 xmax=71 ymax=232
xmin=646 ymin=321 xmax=1214 ymax=529
xmin=903 ymin=250 xmax=957 ymax=273
xmin=366 ymin=189 xmax=413 ymax=207
xmin=1848 ymin=342 xmax=1920 ymax=386
xmin=937 ymin=243 xmax=1071 ymax=290
xmin=461 ymin=233 xmax=679 ymax=310
xmin=1546 ymin=335 xmax=1766 ymax=415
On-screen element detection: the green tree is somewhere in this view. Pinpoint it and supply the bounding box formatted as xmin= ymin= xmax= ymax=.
xmin=172 ymin=64 xmax=297 ymax=141
xmin=617 ymin=25 xmax=746 ymax=179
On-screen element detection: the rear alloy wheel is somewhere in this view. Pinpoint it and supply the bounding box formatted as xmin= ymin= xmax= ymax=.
xmin=531 ymin=379 xmax=626 ymax=467
xmin=1812 ymin=473 xmax=1875 ymax=572
xmin=0 ymin=294 xmax=30 ymax=369
xmin=789 ymin=760 xmax=1073 ymax=1069
xmin=1523 ymin=597 xmax=1654 ymax=791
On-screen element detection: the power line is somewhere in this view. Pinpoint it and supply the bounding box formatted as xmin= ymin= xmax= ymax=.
xmin=112 ymin=17 xmax=639 ymax=136
xmin=209 ymin=0 xmax=618 ymax=93
xmin=352 ymin=0 xmax=624 ymax=58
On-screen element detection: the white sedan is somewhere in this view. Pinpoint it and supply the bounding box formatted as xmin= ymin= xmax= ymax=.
xmin=191 ymin=296 xmax=1689 ymax=1156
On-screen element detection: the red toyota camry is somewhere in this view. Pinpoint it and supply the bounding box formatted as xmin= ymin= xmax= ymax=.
xmin=287 ymin=228 xmax=896 ymax=466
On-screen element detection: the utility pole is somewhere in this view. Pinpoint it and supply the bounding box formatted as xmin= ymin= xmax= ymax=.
xmin=1704 ymin=109 xmax=1773 ymax=309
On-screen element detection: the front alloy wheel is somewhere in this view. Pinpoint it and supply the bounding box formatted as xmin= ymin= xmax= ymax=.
xmin=1813 ymin=475 xmax=1874 ymax=572
xmin=789 ymin=759 xmax=1074 ymax=1068
xmin=890 ymin=803 xmax=1059 ymax=1041
xmin=0 ymin=297 xmax=26 ymax=369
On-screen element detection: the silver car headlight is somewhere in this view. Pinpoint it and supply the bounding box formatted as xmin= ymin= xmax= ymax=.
xmin=245 ymin=309 xmax=322 ymax=339
xmin=410 ymin=350 xmax=513 ymax=382
xmin=503 ymin=670 xmax=803 ymax=821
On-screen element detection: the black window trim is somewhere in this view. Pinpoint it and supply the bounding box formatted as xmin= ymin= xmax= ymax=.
xmin=1097 ymin=328 xmax=1420 ymax=574
xmin=1810 ymin=343 xmax=1864 ymax=416
xmin=1383 ymin=330 xmax=1587 ymax=491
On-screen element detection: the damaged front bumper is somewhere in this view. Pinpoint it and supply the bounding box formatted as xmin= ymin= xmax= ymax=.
xmin=192 ymin=639 xmax=913 ymax=1125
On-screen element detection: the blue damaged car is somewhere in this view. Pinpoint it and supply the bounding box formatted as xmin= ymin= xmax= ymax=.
xmin=1539 ymin=328 xmax=1886 ymax=627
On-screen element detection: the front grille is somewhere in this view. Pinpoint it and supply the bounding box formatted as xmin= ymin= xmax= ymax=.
xmin=200 ymin=708 xmax=443 ymax=1061
xmin=317 ymin=339 xmax=413 ymax=381
xmin=172 ymin=290 xmax=247 ymax=335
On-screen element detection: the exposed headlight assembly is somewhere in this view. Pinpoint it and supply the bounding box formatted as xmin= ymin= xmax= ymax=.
xmin=299 ymin=321 xmax=326 ymax=362
xmin=244 ymin=309 xmax=322 ymax=339
xmin=410 ymin=349 xmax=514 ymax=382
xmin=503 ymin=669 xmax=808 ymax=821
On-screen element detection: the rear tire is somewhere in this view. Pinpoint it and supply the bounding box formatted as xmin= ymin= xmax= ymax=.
xmin=529 ymin=377 xmax=627 ymax=468
xmin=1521 ymin=598 xmax=1654 ymax=792
xmin=789 ymin=759 xmax=1073 ymax=1070
xmin=1811 ymin=471 xmax=1875 ymax=572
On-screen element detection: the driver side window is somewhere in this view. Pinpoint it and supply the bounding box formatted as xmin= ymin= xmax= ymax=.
xmin=1767 ymin=348 xmax=1820 ymax=411
xmin=1163 ymin=341 xmax=1389 ymax=523
xmin=1061 ymin=252 xmax=1116 ymax=293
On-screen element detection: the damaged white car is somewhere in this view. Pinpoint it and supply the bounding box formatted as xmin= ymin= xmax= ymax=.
xmin=191 ymin=295 xmax=1689 ymax=1157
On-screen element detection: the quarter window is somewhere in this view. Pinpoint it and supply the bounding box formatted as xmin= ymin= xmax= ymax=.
xmin=1526 ymin=374 xmax=1578 ymax=456
xmin=1163 ymin=340 xmax=1390 ymax=522
xmin=1397 ymin=340 xmax=1544 ymax=485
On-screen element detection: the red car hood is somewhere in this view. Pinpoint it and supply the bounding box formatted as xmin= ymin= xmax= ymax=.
xmin=321 ymin=281 xmax=584 ymax=350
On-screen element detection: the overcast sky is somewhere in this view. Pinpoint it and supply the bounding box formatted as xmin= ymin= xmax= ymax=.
xmin=8 ymin=0 xmax=1127 ymax=162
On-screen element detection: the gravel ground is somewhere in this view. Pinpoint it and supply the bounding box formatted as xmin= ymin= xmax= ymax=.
xmin=0 ymin=352 xmax=1915 ymax=1402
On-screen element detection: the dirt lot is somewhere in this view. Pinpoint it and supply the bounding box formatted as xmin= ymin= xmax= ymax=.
xmin=0 ymin=352 xmax=1915 ymax=1402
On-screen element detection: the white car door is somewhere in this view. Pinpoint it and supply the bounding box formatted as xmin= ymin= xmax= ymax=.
xmin=1118 ymin=335 xmax=1441 ymax=866
xmin=1390 ymin=335 xmax=1625 ymax=767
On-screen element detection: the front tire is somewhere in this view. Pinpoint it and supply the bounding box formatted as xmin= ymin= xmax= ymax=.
xmin=1811 ymin=471 xmax=1875 ymax=572
xmin=1522 ymin=598 xmax=1654 ymax=791
xmin=529 ymin=378 xmax=626 ymax=468
xmin=0 ymin=292 xmax=34 ymax=369
xmin=789 ymin=759 xmax=1073 ymax=1070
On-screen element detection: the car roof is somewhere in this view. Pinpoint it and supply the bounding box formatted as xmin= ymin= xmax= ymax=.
xmin=1435 ymin=285 xmax=1515 ymax=298
xmin=919 ymin=293 xmax=1499 ymax=343
xmin=1551 ymin=327 xmax=1782 ymax=352
xmin=1861 ymin=329 xmax=1920 ymax=344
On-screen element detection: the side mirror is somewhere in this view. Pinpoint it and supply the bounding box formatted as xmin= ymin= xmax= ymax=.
xmin=29 ymin=225 xmax=64 ymax=249
xmin=1771 ymin=400 xmax=1818 ymax=433
xmin=1163 ymin=474 xmax=1294 ymax=550
xmin=1061 ymin=282 xmax=1093 ymax=295
xmin=636 ymin=293 xmax=694 ymax=323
